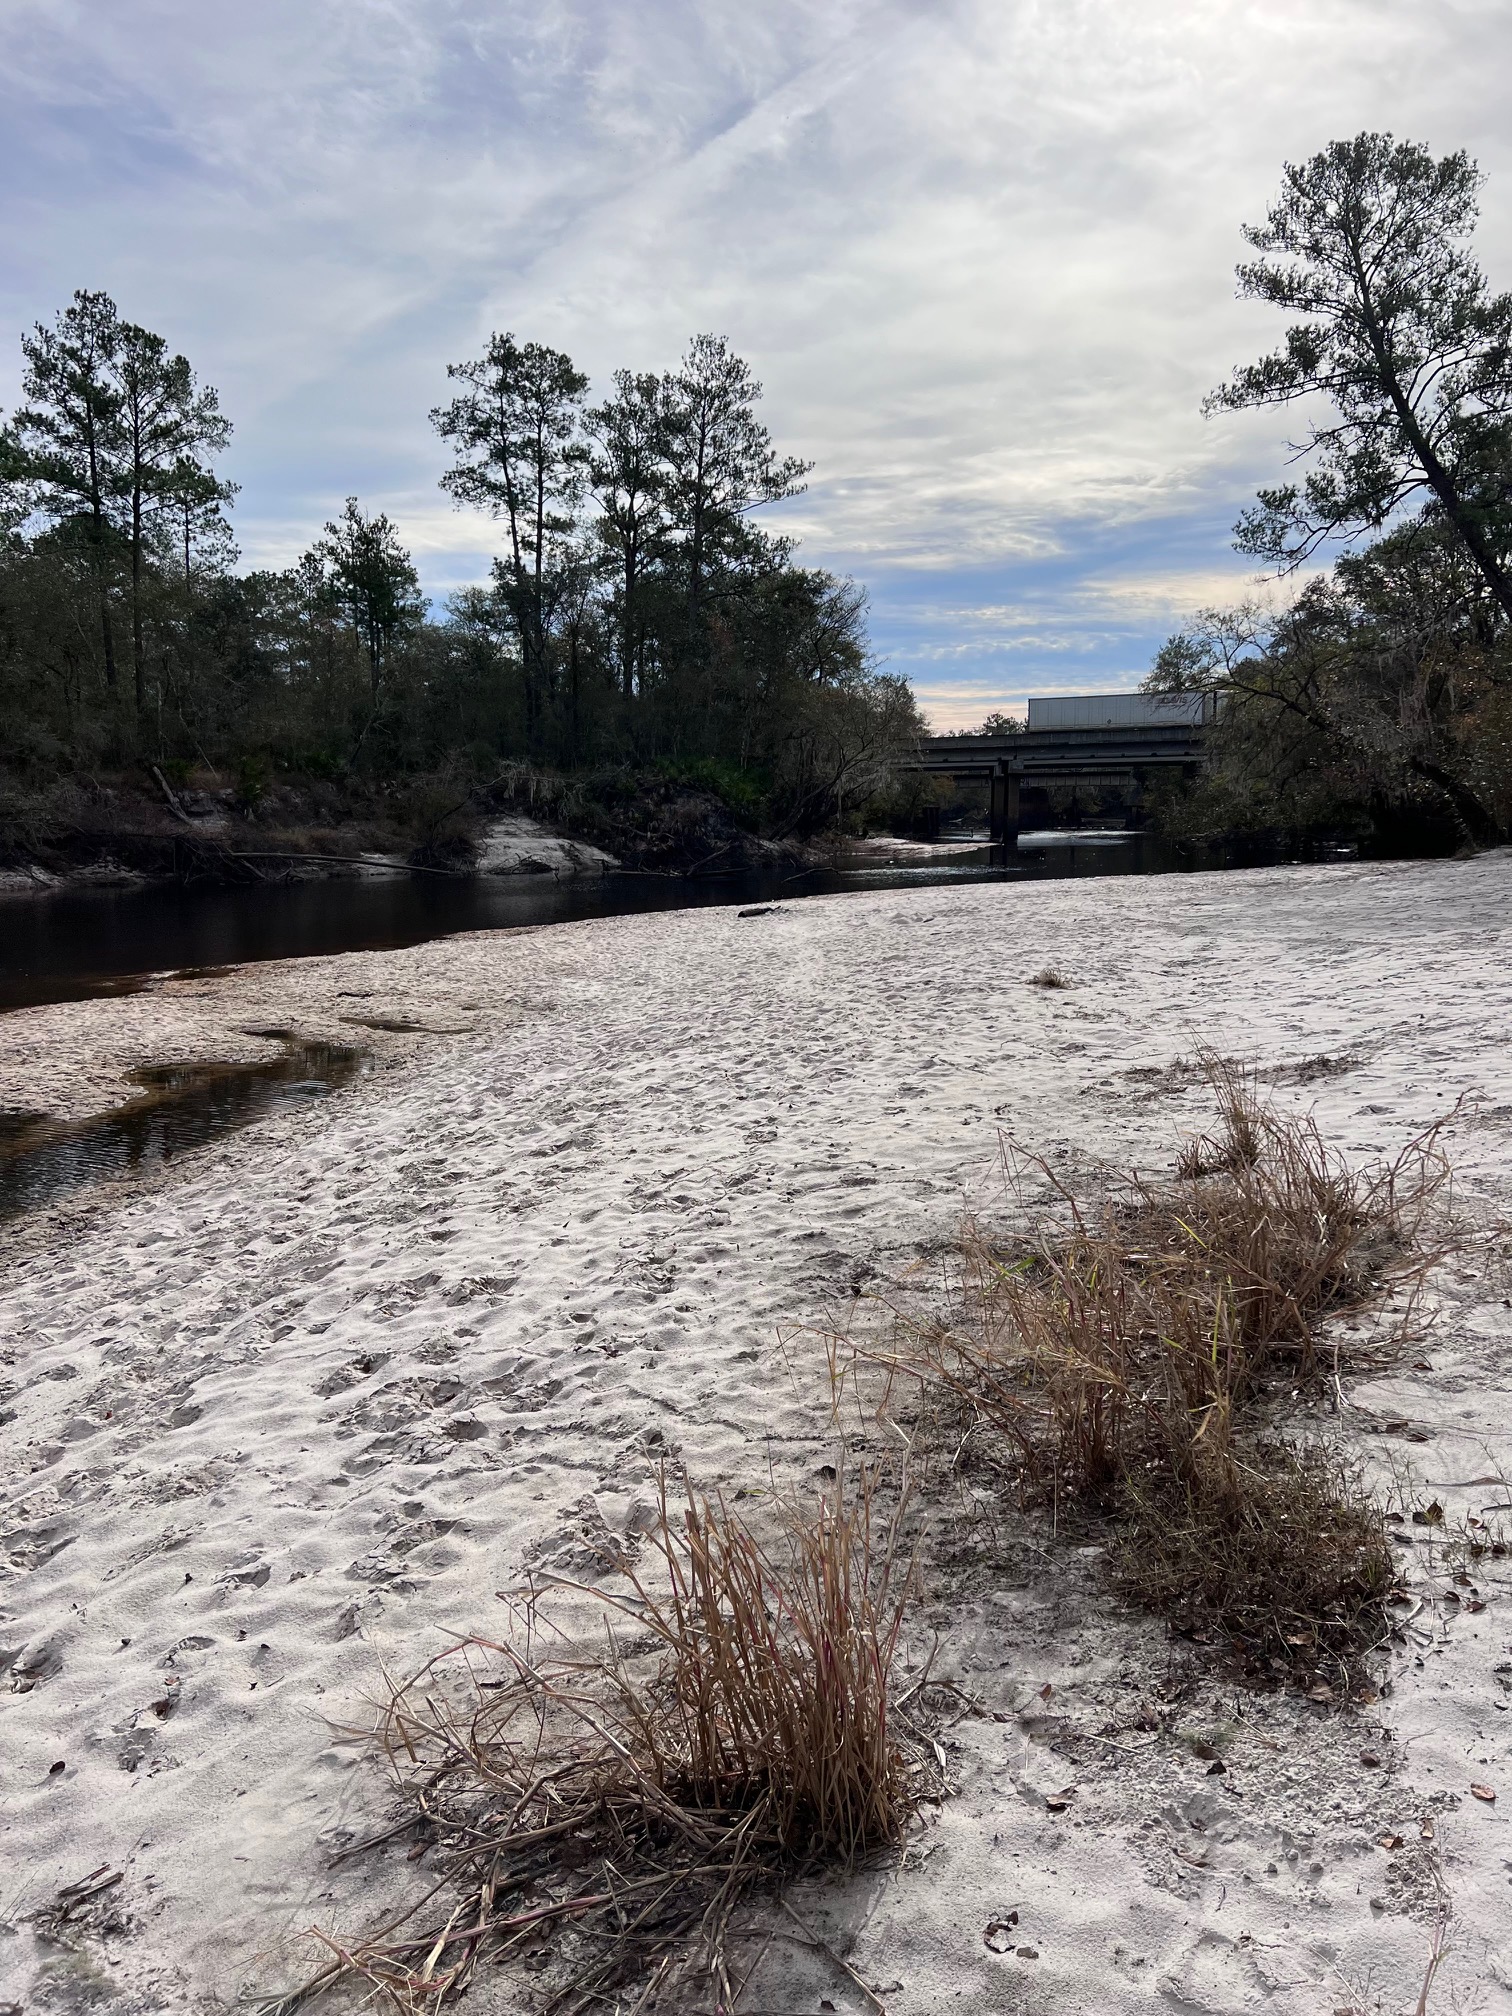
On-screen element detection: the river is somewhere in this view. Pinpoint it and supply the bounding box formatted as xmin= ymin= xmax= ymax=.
xmin=0 ymin=828 xmax=1366 ymax=1216
xmin=0 ymin=827 xmax=1356 ymax=1014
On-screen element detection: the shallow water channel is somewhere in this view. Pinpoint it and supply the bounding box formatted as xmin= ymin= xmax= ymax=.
xmin=0 ymin=1039 xmax=370 ymax=1219
xmin=0 ymin=828 xmax=1357 ymax=1219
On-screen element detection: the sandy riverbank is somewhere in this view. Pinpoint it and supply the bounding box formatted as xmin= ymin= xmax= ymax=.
xmin=3 ymin=854 xmax=1512 ymax=2012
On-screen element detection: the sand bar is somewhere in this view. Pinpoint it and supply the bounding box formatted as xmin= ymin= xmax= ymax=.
xmin=3 ymin=853 xmax=1512 ymax=2011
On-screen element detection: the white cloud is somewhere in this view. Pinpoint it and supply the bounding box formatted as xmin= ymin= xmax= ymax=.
xmin=2 ymin=0 xmax=1508 ymax=697
xmin=920 ymin=687 xmax=1030 ymax=732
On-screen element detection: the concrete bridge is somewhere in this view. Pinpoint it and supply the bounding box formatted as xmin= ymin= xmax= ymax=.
xmin=905 ymin=692 xmax=1217 ymax=840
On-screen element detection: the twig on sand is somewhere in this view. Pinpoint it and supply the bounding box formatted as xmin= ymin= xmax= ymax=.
xmin=775 ymin=1895 xmax=889 ymax=2014
xmin=326 ymin=1815 xmax=428 ymax=1866
xmin=1414 ymin=1908 xmax=1451 ymax=2016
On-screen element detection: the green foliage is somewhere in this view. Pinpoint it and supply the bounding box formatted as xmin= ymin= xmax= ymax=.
xmin=12 ymin=289 xmax=235 ymax=715
xmin=234 ymin=752 xmax=271 ymax=808
xmin=652 ymin=757 xmax=769 ymax=815
xmin=1209 ymin=132 xmax=1512 ymax=621
xmin=1143 ymin=538 xmax=1512 ymax=847
xmin=314 ymin=498 xmax=424 ymax=700
xmin=1158 ymin=131 xmax=1512 ymax=850
xmin=0 ymin=300 xmax=919 ymax=843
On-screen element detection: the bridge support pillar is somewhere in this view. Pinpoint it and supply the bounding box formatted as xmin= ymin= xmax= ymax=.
xmin=990 ymin=767 xmax=1020 ymax=844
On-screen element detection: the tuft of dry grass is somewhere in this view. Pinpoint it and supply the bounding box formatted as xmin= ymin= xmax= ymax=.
xmin=843 ymin=1060 xmax=1449 ymax=1685
xmin=267 ymin=1472 xmax=921 ymax=2014
xmin=1175 ymin=1055 xmax=1264 ymax=1174
xmin=1027 ymin=966 xmax=1071 ymax=989
xmin=1143 ymin=1057 xmax=1447 ymax=1374
xmin=610 ymin=1474 xmax=911 ymax=1862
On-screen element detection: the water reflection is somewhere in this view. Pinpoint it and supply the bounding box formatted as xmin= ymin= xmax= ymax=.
xmin=0 ymin=828 xmax=1359 ymax=1015
xmin=0 ymin=827 xmax=1374 ymax=1218
xmin=0 ymin=1040 xmax=368 ymax=1219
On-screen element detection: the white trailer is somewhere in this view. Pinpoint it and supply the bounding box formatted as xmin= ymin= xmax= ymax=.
xmin=1026 ymin=692 xmax=1220 ymax=730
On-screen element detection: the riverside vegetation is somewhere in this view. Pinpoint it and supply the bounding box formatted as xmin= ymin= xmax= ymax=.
xmin=14 ymin=131 xmax=1512 ymax=878
xmin=1144 ymin=134 xmax=1512 ymax=854
xmin=0 ymin=319 xmax=920 ymax=878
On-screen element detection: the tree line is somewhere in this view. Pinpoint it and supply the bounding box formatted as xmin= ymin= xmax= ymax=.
xmin=0 ymin=309 xmax=918 ymax=834
xmin=11 ymin=133 xmax=1511 ymax=857
xmin=1147 ymin=132 xmax=1512 ymax=848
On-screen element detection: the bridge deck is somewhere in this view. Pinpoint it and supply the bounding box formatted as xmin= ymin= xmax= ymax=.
xmin=906 ymin=723 xmax=1205 ymax=778
xmin=902 ymin=718 xmax=1208 ymax=840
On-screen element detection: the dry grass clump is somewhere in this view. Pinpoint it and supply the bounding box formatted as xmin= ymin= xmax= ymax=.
xmin=893 ymin=1083 xmax=1444 ymax=1503
xmin=1027 ymin=965 xmax=1072 ymax=989
xmin=1142 ymin=1062 xmax=1445 ymax=1372
xmin=614 ymin=1477 xmax=910 ymax=1861
xmin=1176 ymin=1059 xmax=1264 ymax=1173
xmin=852 ymin=1060 xmax=1448 ymax=1684
xmin=1113 ymin=1421 xmax=1396 ymax=1689
xmin=271 ymin=1474 xmax=919 ymax=2015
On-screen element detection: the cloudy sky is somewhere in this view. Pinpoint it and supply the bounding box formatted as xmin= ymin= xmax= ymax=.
xmin=3 ymin=1 xmax=1509 ymax=726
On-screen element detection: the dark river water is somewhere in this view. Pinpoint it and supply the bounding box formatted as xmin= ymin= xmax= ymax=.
xmin=0 ymin=827 xmax=1351 ymax=1015
xmin=0 ymin=828 xmax=1359 ymax=1217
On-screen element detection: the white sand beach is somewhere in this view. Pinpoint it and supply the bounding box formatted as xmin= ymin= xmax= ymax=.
xmin=4 ymin=853 xmax=1512 ymax=2013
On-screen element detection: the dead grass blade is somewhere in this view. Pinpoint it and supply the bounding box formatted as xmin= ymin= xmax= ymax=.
xmin=266 ymin=1469 xmax=924 ymax=2015
xmin=834 ymin=1061 xmax=1452 ymax=1688
xmin=603 ymin=1470 xmax=913 ymax=1863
